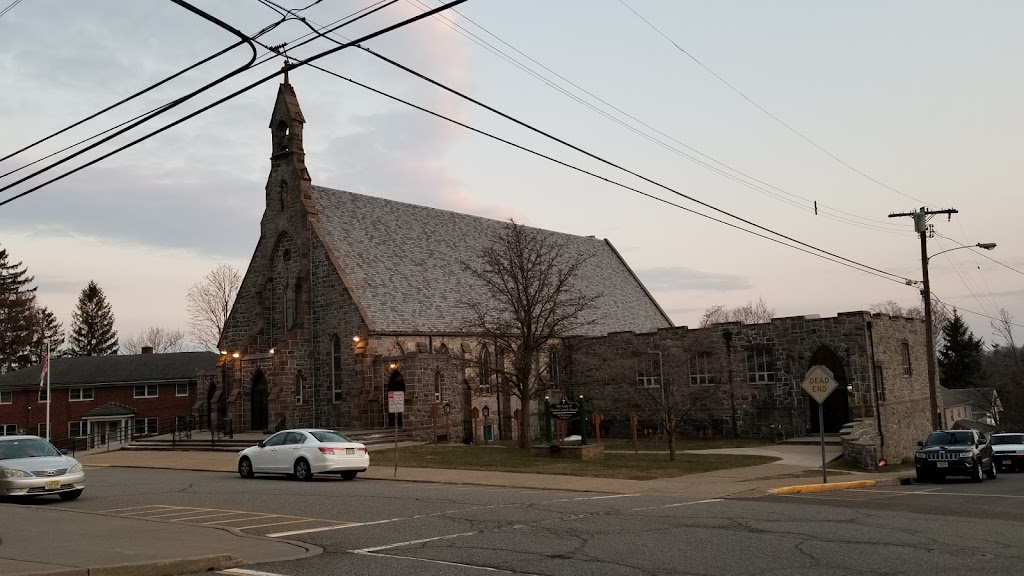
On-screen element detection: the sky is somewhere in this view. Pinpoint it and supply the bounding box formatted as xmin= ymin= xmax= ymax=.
xmin=0 ymin=0 xmax=1021 ymax=350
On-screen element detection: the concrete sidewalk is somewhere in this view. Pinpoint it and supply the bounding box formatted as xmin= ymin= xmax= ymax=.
xmin=0 ymin=504 xmax=318 ymax=576
xmin=80 ymin=448 xmax=909 ymax=499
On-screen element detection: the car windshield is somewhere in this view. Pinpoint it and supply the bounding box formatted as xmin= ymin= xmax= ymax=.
xmin=310 ymin=431 xmax=351 ymax=443
xmin=992 ymin=434 xmax=1024 ymax=445
xmin=0 ymin=438 xmax=61 ymax=460
xmin=924 ymin=431 xmax=975 ymax=447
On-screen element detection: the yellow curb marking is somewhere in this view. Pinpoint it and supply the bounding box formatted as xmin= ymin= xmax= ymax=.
xmin=767 ymin=480 xmax=883 ymax=495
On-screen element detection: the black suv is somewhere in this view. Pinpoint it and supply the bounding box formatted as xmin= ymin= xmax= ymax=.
xmin=914 ymin=429 xmax=996 ymax=483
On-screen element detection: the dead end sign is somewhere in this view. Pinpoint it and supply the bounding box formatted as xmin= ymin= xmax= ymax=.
xmin=800 ymin=365 xmax=838 ymax=404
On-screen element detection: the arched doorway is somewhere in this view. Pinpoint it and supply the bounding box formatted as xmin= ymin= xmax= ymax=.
xmin=205 ymin=381 xmax=216 ymax=429
xmin=807 ymin=346 xmax=849 ymax=434
xmin=251 ymin=372 xmax=269 ymax=431
xmin=386 ymin=371 xmax=405 ymax=428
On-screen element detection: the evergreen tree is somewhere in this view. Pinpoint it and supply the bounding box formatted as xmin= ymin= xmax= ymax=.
xmin=938 ymin=310 xmax=985 ymax=389
xmin=30 ymin=305 xmax=65 ymax=362
xmin=0 ymin=245 xmax=37 ymax=373
xmin=67 ymin=281 xmax=119 ymax=356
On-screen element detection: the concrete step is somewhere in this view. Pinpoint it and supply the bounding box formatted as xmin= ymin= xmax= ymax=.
xmin=782 ymin=434 xmax=843 ymax=446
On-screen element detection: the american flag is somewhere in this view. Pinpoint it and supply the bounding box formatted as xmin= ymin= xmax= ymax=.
xmin=39 ymin=349 xmax=49 ymax=388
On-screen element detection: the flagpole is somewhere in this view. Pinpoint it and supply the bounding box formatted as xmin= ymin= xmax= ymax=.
xmin=45 ymin=341 xmax=50 ymax=441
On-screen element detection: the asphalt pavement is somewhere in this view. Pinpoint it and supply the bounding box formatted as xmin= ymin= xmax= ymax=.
xmin=20 ymin=465 xmax=1024 ymax=576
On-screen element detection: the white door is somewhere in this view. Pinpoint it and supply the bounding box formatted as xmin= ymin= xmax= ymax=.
xmin=250 ymin=432 xmax=287 ymax=472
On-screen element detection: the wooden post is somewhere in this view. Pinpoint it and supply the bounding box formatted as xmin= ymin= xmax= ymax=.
xmin=593 ymin=412 xmax=601 ymax=444
xmin=431 ymin=403 xmax=438 ymax=445
xmin=471 ymin=407 xmax=480 ymax=445
xmin=630 ymin=413 xmax=638 ymax=454
xmin=444 ymin=405 xmax=451 ymax=443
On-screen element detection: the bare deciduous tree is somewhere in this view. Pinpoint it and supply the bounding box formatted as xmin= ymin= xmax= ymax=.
xmin=869 ymin=298 xmax=950 ymax=350
xmin=705 ymin=297 xmax=775 ymax=325
xmin=464 ymin=220 xmax=602 ymax=448
xmin=985 ymin=309 xmax=1024 ymax=430
xmin=121 ymin=326 xmax=190 ymax=354
xmin=186 ymin=264 xmax=242 ymax=351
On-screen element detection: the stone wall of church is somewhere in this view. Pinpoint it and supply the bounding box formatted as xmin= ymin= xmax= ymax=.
xmin=561 ymin=312 xmax=933 ymax=467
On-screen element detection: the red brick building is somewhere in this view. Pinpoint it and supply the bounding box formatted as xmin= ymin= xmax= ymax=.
xmin=0 ymin=351 xmax=216 ymax=447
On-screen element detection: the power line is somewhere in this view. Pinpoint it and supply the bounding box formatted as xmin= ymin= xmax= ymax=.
xmin=938 ymin=232 xmax=1024 ymax=277
xmin=0 ymin=42 xmax=245 ymax=176
xmin=358 ymin=46 xmax=913 ymax=284
xmin=0 ymin=0 xmax=262 ymax=199
xmin=304 ymin=60 xmax=908 ymax=287
xmin=0 ymin=0 xmax=469 ymax=207
xmin=1 ymin=1 xmax=391 ymax=185
xmin=264 ymin=11 xmax=913 ymax=283
xmin=405 ymin=0 xmax=910 ymax=236
xmin=0 ymin=0 xmax=24 ymax=20
xmin=932 ymin=292 xmax=1024 ymax=330
xmin=617 ymin=0 xmax=933 ymax=207
xmin=933 ymin=235 xmax=995 ymax=318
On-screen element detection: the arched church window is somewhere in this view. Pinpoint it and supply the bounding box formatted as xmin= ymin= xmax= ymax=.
xmin=331 ymin=335 xmax=343 ymax=403
xmin=480 ymin=346 xmax=491 ymax=392
xmin=284 ymin=279 xmax=295 ymax=331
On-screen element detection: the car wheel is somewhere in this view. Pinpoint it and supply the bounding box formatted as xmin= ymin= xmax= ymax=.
xmin=986 ymin=460 xmax=998 ymax=480
xmin=294 ymin=458 xmax=313 ymax=481
xmin=972 ymin=459 xmax=984 ymax=483
xmin=915 ymin=470 xmax=930 ymax=484
xmin=59 ymin=489 xmax=83 ymax=501
xmin=238 ymin=457 xmax=255 ymax=479
xmin=340 ymin=471 xmax=357 ymax=481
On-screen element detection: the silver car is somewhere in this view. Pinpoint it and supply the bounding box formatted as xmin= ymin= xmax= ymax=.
xmin=0 ymin=435 xmax=85 ymax=500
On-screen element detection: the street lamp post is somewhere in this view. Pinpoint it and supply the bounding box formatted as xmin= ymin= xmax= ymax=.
xmin=921 ymin=242 xmax=996 ymax=430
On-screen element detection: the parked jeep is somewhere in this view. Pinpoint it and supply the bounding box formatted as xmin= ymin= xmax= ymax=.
xmin=914 ymin=429 xmax=996 ymax=483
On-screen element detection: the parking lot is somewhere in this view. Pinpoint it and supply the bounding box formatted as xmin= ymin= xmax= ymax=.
xmin=10 ymin=465 xmax=1016 ymax=576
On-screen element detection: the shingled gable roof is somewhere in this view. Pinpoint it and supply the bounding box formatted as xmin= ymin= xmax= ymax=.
xmin=309 ymin=186 xmax=673 ymax=336
xmin=0 ymin=352 xmax=217 ymax=391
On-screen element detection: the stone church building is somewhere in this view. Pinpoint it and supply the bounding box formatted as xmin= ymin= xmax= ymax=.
xmin=562 ymin=312 xmax=935 ymax=466
xmin=202 ymin=80 xmax=672 ymax=442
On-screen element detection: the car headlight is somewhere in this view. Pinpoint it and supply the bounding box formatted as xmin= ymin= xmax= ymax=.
xmin=915 ymin=453 xmax=926 ymax=460
xmin=960 ymin=453 xmax=974 ymax=460
xmin=68 ymin=463 xmax=83 ymax=474
xmin=0 ymin=468 xmax=32 ymax=478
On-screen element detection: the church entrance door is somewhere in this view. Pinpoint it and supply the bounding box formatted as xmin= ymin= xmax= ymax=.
xmin=251 ymin=373 xmax=270 ymax=431
xmin=807 ymin=346 xmax=850 ymax=434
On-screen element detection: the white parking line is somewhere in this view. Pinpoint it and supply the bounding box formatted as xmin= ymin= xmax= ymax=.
xmin=629 ymin=498 xmax=723 ymax=511
xmin=351 ymin=532 xmax=540 ymax=574
xmin=266 ymin=492 xmax=640 ymax=538
xmin=218 ymin=569 xmax=291 ymax=576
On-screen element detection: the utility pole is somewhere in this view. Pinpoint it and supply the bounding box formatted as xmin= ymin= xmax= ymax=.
xmin=888 ymin=207 xmax=958 ymax=431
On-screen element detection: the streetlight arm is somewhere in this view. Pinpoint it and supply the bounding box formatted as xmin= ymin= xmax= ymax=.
xmin=927 ymin=243 xmax=996 ymax=262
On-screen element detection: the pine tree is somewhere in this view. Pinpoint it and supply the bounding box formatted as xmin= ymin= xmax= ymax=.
xmin=30 ymin=305 xmax=65 ymax=362
xmin=0 ymin=245 xmax=37 ymax=373
xmin=938 ymin=310 xmax=985 ymax=389
xmin=67 ymin=281 xmax=119 ymax=356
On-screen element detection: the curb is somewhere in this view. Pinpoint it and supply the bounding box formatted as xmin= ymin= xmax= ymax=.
xmin=7 ymin=555 xmax=241 ymax=576
xmin=767 ymin=476 xmax=912 ymax=495
xmin=88 ymin=554 xmax=241 ymax=576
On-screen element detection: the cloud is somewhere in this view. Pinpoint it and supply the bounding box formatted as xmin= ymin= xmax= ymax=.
xmin=634 ymin=266 xmax=752 ymax=292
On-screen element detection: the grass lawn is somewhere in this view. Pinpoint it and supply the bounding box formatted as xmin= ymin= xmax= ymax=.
xmin=374 ymin=443 xmax=780 ymax=480
xmin=599 ymin=436 xmax=773 ymax=451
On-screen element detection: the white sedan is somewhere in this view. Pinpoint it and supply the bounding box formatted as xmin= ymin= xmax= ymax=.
xmin=237 ymin=429 xmax=369 ymax=481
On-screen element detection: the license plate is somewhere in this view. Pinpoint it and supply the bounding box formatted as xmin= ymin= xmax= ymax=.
xmin=44 ymin=480 xmax=60 ymax=489
xmin=1003 ymin=460 xmax=1013 ymax=465
xmin=936 ymin=462 xmax=948 ymax=468
xmin=346 ymin=448 xmax=355 ymax=455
